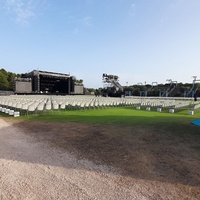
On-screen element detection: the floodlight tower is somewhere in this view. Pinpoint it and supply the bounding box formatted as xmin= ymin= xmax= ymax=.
xmin=192 ymin=76 xmax=197 ymax=81
xmin=191 ymin=76 xmax=200 ymax=97
xmin=166 ymin=79 xmax=172 ymax=85
xmin=137 ymin=82 xmax=147 ymax=97
xmin=191 ymin=76 xmax=197 ymax=92
xmin=172 ymin=81 xmax=178 ymax=86
xmin=152 ymin=82 xmax=158 ymax=86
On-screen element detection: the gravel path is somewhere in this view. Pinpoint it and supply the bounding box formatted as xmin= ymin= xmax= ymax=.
xmin=0 ymin=118 xmax=199 ymax=200
xmin=0 ymin=119 xmax=146 ymax=200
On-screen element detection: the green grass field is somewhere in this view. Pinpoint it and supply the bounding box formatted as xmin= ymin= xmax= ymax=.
xmin=1 ymin=106 xmax=200 ymax=127
xmin=1 ymin=107 xmax=200 ymax=123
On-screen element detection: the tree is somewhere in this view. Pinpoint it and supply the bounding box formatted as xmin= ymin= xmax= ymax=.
xmin=7 ymin=72 xmax=16 ymax=90
xmin=75 ymin=79 xmax=83 ymax=84
xmin=0 ymin=68 xmax=7 ymax=76
xmin=0 ymin=72 xmax=9 ymax=90
xmin=0 ymin=68 xmax=21 ymax=91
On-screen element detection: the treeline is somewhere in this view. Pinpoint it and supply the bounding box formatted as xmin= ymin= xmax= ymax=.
xmin=0 ymin=68 xmax=21 ymax=90
xmin=122 ymin=83 xmax=200 ymax=97
xmin=95 ymin=82 xmax=200 ymax=97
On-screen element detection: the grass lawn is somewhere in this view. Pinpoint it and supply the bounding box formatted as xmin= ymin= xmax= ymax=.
xmin=10 ymin=106 xmax=200 ymax=125
xmin=1 ymin=107 xmax=200 ymax=135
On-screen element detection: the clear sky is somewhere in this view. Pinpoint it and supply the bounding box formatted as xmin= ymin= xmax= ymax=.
xmin=0 ymin=0 xmax=200 ymax=88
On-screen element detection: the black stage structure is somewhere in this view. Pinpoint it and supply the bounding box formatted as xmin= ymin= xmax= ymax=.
xmin=20 ymin=70 xmax=76 ymax=94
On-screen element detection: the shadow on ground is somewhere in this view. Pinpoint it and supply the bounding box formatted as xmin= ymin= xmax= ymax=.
xmin=1 ymin=116 xmax=200 ymax=198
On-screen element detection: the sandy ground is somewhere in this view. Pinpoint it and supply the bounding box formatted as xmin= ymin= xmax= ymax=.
xmin=0 ymin=118 xmax=200 ymax=199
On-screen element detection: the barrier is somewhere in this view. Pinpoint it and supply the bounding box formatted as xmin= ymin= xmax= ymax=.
xmin=5 ymin=109 xmax=10 ymax=114
xmin=136 ymin=106 xmax=140 ymax=110
xmin=146 ymin=107 xmax=151 ymax=111
xmin=188 ymin=110 xmax=194 ymax=115
xmin=1 ymin=108 xmax=6 ymax=112
xmin=9 ymin=110 xmax=14 ymax=115
xmin=157 ymin=108 xmax=162 ymax=112
xmin=14 ymin=111 xmax=20 ymax=117
xmin=169 ymin=109 xmax=174 ymax=113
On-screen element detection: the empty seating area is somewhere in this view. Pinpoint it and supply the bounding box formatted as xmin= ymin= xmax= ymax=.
xmin=0 ymin=95 xmax=199 ymax=117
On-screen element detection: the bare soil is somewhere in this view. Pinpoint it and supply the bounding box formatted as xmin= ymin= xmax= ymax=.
xmin=1 ymin=118 xmax=200 ymax=199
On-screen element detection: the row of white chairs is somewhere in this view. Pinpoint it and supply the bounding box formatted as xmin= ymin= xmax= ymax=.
xmin=0 ymin=95 xmax=199 ymax=116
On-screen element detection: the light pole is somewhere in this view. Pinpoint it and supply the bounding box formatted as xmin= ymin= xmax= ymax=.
xmin=192 ymin=76 xmax=197 ymax=81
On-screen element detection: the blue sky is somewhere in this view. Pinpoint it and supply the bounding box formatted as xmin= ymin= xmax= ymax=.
xmin=0 ymin=0 xmax=200 ymax=88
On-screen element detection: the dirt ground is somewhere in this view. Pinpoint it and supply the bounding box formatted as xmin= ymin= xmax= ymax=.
xmin=0 ymin=118 xmax=200 ymax=199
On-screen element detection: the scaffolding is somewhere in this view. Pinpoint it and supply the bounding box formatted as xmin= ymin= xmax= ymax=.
xmin=102 ymin=73 xmax=123 ymax=91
